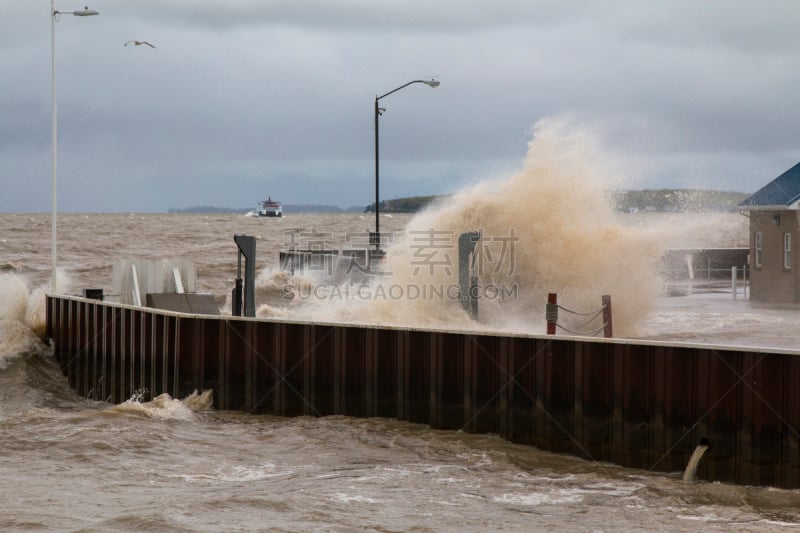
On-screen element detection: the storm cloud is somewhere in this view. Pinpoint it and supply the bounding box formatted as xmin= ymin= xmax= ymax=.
xmin=2 ymin=1 xmax=799 ymax=212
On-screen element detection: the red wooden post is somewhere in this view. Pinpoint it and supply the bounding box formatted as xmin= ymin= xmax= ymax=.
xmin=602 ymin=294 xmax=613 ymax=338
xmin=546 ymin=293 xmax=557 ymax=335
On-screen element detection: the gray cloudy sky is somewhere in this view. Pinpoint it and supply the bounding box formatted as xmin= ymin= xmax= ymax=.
xmin=2 ymin=1 xmax=800 ymax=212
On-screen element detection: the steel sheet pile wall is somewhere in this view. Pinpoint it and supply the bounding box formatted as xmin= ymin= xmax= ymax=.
xmin=47 ymin=296 xmax=800 ymax=488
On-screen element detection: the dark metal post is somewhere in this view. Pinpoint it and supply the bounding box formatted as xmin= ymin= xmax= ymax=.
xmin=458 ymin=231 xmax=480 ymax=319
xmin=232 ymin=240 xmax=243 ymax=316
xmin=232 ymin=278 xmax=243 ymax=317
xmin=372 ymin=79 xmax=439 ymax=252
xmin=233 ymin=234 xmax=256 ymax=317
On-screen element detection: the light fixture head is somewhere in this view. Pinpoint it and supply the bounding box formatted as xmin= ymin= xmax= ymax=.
xmin=423 ymin=79 xmax=440 ymax=88
xmin=73 ymin=7 xmax=99 ymax=16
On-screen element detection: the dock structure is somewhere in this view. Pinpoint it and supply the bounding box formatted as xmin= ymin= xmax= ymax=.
xmin=47 ymin=294 xmax=800 ymax=488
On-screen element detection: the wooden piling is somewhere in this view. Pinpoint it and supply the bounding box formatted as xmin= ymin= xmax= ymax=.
xmin=546 ymin=293 xmax=557 ymax=335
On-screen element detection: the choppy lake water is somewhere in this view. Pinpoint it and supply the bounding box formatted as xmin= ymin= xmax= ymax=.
xmin=2 ymin=211 xmax=800 ymax=531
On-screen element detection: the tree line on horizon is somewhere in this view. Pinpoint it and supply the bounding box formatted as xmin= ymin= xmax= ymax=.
xmin=363 ymin=190 xmax=750 ymax=214
xmin=170 ymin=189 xmax=750 ymax=214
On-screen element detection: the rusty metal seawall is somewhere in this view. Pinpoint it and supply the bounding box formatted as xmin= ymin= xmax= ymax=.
xmin=46 ymin=295 xmax=800 ymax=488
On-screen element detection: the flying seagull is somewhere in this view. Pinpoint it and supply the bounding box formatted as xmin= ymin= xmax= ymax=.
xmin=124 ymin=40 xmax=156 ymax=48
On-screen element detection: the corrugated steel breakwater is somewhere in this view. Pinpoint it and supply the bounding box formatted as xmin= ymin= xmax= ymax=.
xmin=47 ymin=295 xmax=800 ymax=488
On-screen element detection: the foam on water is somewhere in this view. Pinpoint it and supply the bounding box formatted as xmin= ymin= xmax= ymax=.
xmin=211 ymin=463 xmax=289 ymax=482
xmin=494 ymin=491 xmax=584 ymax=506
xmin=105 ymin=389 xmax=213 ymax=421
xmin=255 ymin=268 xmax=319 ymax=319
xmin=332 ymin=493 xmax=382 ymax=504
xmin=167 ymin=461 xmax=300 ymax=484
xmin=182 ymin=388 xmax=214 ymax=411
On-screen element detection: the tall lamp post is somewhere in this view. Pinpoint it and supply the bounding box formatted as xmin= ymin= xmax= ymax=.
xmin=51 ymin=2 xmax=99 ymax=293
xmin=373 ymin=79 xmax=439 ymax=250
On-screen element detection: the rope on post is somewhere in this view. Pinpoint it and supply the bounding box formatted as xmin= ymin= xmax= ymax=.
xmin=546 ymin=293 xmax=613 ymax=338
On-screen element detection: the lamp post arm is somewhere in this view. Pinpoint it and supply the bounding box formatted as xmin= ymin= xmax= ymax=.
xmin=377 ymin=80 xmax=428 ymax=101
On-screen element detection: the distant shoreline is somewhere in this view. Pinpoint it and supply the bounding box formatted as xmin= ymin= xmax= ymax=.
xmin=167 ymin=189 xmax=750 ymax=215
xmin=167 ymin=204 xmax=364 ymax=215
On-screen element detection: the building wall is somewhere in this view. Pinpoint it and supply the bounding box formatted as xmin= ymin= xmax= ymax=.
xmin=749 ymin=210 xmax=798 ymax=302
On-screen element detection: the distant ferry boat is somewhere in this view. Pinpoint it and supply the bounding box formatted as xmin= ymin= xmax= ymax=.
xmin=256 ymin=196 xmax=283 ymax=217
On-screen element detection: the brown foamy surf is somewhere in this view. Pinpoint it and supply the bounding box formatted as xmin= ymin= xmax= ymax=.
xmin=379 ymin=120 xmax=664 ymax=336
xmin=105 ymin=389 xmax=213 ymax=420
xmin=262 ymin=120 xmax=665 ymax=336
xmin=0 ymin=273 xmax=58 ymax=367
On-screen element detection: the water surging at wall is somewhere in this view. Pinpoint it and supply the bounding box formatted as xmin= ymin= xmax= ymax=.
xmin=272 ymin=119 xmax=664 ymax=336
xmin=104 ymin=389 xmax=214 ymax=421
xmin=0 ymin=273 xmax=69 ymax=368
xmin=683 ymin=438 xmax=712 ymax=482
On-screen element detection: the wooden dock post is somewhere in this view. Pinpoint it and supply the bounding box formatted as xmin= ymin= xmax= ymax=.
xmin=546 ymin=293 xmax=557 ymax=335
xmin=602 ymin=295 xmax=613 ymax=338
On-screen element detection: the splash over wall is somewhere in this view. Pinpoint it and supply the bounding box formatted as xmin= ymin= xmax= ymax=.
xmin=268 ymin=119 xmax=666 ymax=336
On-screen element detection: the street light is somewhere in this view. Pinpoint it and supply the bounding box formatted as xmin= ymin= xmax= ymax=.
xmin=373 ymin=79 xmax=440 ymax=250
xmin=51 ymin=2 xmax=99 ymax=293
